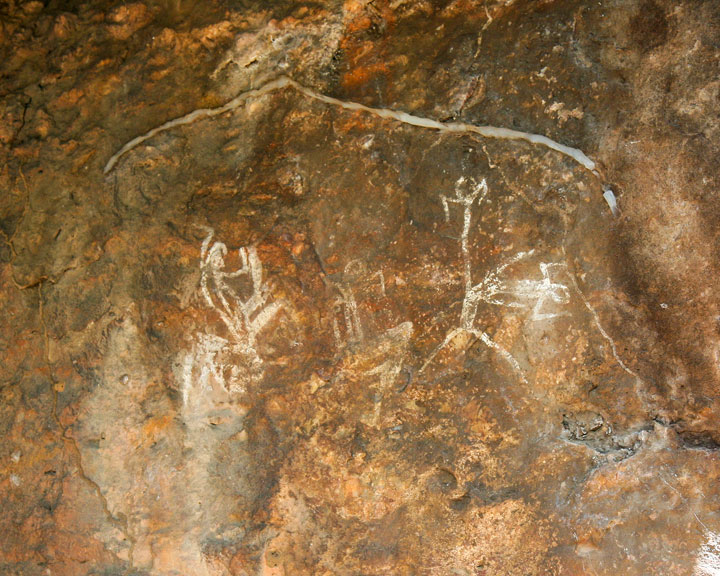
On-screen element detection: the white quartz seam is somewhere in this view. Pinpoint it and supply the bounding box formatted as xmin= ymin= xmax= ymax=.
xmin=104 ymin=74 xmax=599 ymax=179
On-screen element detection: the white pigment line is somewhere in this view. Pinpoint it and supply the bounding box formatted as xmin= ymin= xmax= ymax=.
xmin=104 ymin=75 xmax=599 ymax=175
xmin=477 ymin=330 xmax=528 ymax=384
xmin=566 ymin=269 xmax=641 ymax=380
xmin=696 ymin=531 xmax=720 ymax=576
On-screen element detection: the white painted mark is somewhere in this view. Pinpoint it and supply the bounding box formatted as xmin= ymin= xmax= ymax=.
xmin=366 ymin=322 xmax=414 ymax=388
xmin=512 ymin=262 xmax=571 ymax=321
xmin=334 ymin=285 xmax=364 ymax=346
xmin=181 ymin=229 xmax=282 ymax=405
xmin=696 ymin=531 xmax=720 ymax=576
xmin=200 ymin=229 xmax=282 ymax=370
xmin=464 ymin=249 xmax=536 ymax=323
xmin=422 ymin=177 xmax=538 ymax=380
xmin=565 ymin=269 xmax=641 ymax=381
xmin=331 ymin=261 xmax=390 ymax=350
xmin=371 ymin=269 xmax=386 ymax=297
xmin=181 ymin=333 xmax=230 ymax=406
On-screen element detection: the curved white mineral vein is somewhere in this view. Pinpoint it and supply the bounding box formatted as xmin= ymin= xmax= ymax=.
xmin=104 ymin=75 xmax=600 ymax=178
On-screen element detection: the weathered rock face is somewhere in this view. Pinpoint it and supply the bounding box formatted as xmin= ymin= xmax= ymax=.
xmin=1 ymin=0 xmax=719 ymax=574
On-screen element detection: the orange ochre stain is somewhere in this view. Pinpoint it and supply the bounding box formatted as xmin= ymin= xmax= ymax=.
xmin=142 ymin=414 xmax=173 ymax=441
xmin=340 ymin=60 xmax=390 ymax=92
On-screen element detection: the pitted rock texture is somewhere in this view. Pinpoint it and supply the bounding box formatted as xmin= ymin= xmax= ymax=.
xmin=1 ymin=1 xmax=719 ymax=575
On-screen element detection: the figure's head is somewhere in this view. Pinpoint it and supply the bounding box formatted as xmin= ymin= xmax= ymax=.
xmin=206 ymin=242 xmax=228 ymax=271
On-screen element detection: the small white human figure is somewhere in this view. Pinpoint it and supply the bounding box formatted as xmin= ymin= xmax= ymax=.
xmin=331 ymin=261 xmax=387 ymax=350
xmin=180 ymin=229 xmax=283 ymax=406
xmin=511 ymin=262 xmax=571 ymax=321
xmin=199 ymin=230 xmax=282 ymax=371
xmin=423 ymin=177 xmax=530 ymax=378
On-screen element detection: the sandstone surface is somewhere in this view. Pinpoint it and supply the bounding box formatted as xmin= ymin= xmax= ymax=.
xmin=1 ymin=1 xmax=719 ymax=574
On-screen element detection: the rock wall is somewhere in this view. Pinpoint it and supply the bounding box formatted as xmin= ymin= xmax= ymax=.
xmin=1 ymin=0 xmax=719 ymax=574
